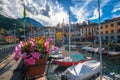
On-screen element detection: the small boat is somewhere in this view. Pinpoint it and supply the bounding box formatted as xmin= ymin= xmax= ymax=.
xmin=107 ymin=51 xmax=120 ymax=56
xmin=81 ymin=46 xmax=90 ymax=51
xmin=81 ymin=46 xmax=97 ymax=53
xmin=63 ymin=60 xmax=101 ymax=80
xmin=53 ymin=53 xmax=91 ymax=67
xmin=81 ymin=46 xmax=107 ymax=55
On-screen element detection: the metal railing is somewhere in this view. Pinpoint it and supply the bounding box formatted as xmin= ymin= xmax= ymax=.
xmin=0 ymin=44 xmax=15 ymax=62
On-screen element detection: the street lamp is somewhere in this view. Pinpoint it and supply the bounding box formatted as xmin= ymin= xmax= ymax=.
xmin=13 ymin=23 xmax=16 ymax=45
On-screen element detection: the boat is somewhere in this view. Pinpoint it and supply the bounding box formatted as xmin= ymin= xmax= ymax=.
xmin=63 ymin=60 xmax=101 ymax=80
xmin=81 ymin=46 xmax=107 ymax=55
xmin=81 ymin=46 xmax=90 ymax=51
xmin=53 ymin=53 xmax=91 ymax=67
xmin=107 ymin=51 xmax=120 ymax=56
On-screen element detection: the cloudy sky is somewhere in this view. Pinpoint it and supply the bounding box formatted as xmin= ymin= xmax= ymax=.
xmin=0 ymin=0 xmax=120 ymax=26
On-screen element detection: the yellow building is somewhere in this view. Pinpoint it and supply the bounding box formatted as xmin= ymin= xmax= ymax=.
xmin=96 ymin=17 xmax=120 ymax=43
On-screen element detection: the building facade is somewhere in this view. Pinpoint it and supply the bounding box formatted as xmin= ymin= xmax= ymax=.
xmin=96 ymin=17 xmax=120 ymax=43
xmin=80 ymin=24 xmax=97 ymax=42
xmin=37 ymin=27 xmax=56 ymax=41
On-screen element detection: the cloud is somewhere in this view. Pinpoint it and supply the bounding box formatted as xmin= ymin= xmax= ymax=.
xmin=0 ymin=0 xmax=69 ymax=26
xmin=0 ymin=0 xmax=23 ymax=18
xmin=112 ymin=8 xmax=120 ymax=13
xmin=89 ymin=8 xmax=103 ymax=20
xmin=70 ymin=0 xmax=93 ymax=23
xmin=27 ymin=0 xmax=69 ymax=26
xmin=102 ymin=17 xmax=110 ymax=21
xmin=48 ymin=0 xmax=69 ymax=25
xmin=112 ymin=1 xmax=120 ymax=13
xmin=89 ymin=0 xmax=110 ymax=20
xmin=100 ymin=0 xmax=110 ymax=8
xmin=0 ymin=0 xmax=117 ymax=26
xmin=112 ymin=14 xmax=120 ymax=18
xmin=70 ymin=0 xmax=110 ymax=22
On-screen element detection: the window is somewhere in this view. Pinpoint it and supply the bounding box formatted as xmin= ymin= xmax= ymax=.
xmin=111 ymin=24 xmax=114 ymax=27
xmin=111 ymin=30 xmax=114 ymax=33
xmin=105 ymin=31 xmax=108 ymax=34
xmin=105 ymin=36 xmax=109 ymax=40
xmin=101 ymin=32 xmax=103 ymax=34
xmin=117 ymin=36 xmax=120 ymax=39
xmin=111 ymin=36 xmax=114 ymax=40
xmin=101 ymin=26 xmax=103 ymax=29
xmin=118 ymin=29 xmax=120 ymax=33
xmin=105 ymin=25 xmax=108 ymax=28
xmin=117 ymin=22 xmax=120 ymax=25
xmin=97 ymin=27 xmax=98 ymax=30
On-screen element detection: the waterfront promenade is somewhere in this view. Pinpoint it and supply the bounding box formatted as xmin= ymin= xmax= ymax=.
xmin=0 ymin=54 xmax=23 ymax=80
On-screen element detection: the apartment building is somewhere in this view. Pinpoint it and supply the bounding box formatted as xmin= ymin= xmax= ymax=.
xmin=96 ymin=17 xmax=120 ymax=43
xmin=80 ymin=24 xmax=97 ymax=42
xmin=37 ymin=27 xmax=56 ymax=41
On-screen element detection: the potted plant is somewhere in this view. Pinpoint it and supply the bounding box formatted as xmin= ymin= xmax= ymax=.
xmin=14 ymin=36 xmax=58 ymax=79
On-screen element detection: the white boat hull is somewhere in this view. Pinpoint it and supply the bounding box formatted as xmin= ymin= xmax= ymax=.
xmin=63 ymin=60 xmax=101 ymax=80
xmin=107 ymin=51 xmax=120 ymax=56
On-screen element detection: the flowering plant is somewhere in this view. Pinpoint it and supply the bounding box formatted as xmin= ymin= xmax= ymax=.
xmin=14 ymin=36 xmax=58 ymax=64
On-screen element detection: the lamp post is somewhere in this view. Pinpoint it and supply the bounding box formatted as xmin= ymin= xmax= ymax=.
xmin=69 ymin=11 xmax=71 ymax=54
xmin=24 ymin=21 xmax=26 ymax=40
xmin=62 ymin=18 xmax=64 ymax=46
xmin=13 ymin=23 xmax=16 ymax=45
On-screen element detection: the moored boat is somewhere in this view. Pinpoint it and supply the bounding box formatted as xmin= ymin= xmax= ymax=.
xmin=107 ymin=51 xmax=120 ymax=56
xmin=53 ymin=53 xmax=91 ymax=67
xmin=63 ymin=60 xmax=101 ymax=80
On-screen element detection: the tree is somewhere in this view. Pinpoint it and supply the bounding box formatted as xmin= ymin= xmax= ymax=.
xmin=56 ymin=32 xmax=63 ymax=40
xmin=0 ymin=27 xmax=6 ymax=35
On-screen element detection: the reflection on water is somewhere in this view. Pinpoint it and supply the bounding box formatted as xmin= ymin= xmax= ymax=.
xmin=81 ymin=51 xmax=120 ymax=79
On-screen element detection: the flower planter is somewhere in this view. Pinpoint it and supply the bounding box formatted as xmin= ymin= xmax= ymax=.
xmin=24 ymin=57 xmax=48 ymax=79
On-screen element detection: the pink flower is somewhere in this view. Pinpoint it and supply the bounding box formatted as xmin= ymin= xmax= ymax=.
xmin=14 ymin=46 xmax=21 ymax=54
xmin=22 ymin=53 xmax=28 ymax=60
xmin=44 ymin=41 xmax=49 ymax=48
xmin=29 ymin=40 xmax=35 ymax=46
xmin=31 ymin=52 xmax=41 ymax=60
xmin=47 ymin=38 xmax=52 ymax=41
xmin=23 ymin=55 xmax=27 ymax=60
xmin=20 ymin=41 xmax=26 ymax=47
xmin=29 ymin=46 xmax=35 ymax=52
xmin=25 ymin=57 xmax=36 ymax=65
xmin=54 ymin=46 xmax=58 ymax=52
xmin=14 ymin=53 xmax=20 ymax=61
xmin=13 ymin=37 xmax=56 ymax=65
xmin=46 ymin=48 xmax=51 ymax=54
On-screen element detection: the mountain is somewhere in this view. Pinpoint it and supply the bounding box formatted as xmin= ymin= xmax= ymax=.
xmin=0 ymin=14 xmax=23 ymax=30
xmin=17 ymin=17 xmax=43 ymax=27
